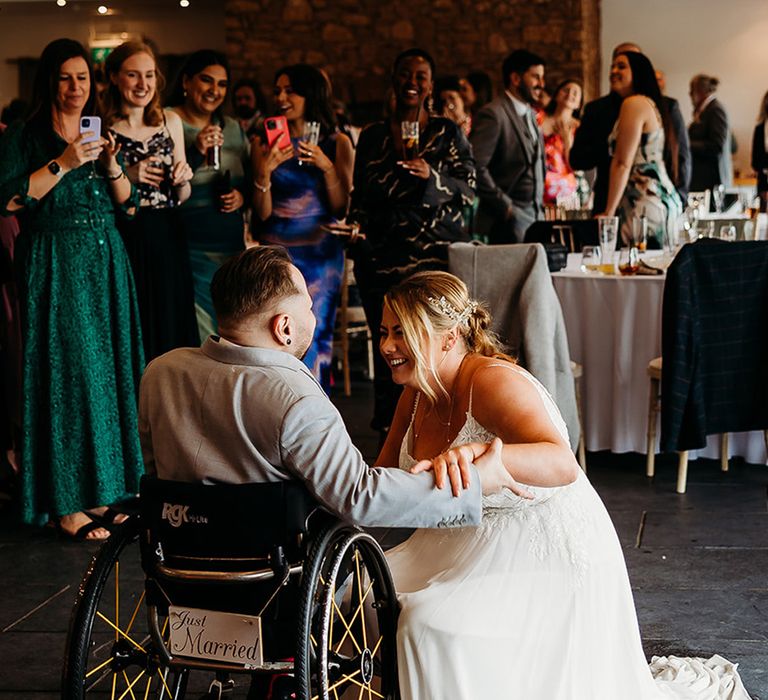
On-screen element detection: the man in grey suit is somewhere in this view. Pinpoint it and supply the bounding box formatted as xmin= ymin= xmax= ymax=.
xmin=688 ymin=74 xmax=733 ymax=192
xmin=470 ymin=49 xmax=546 ymax=243
xmin=139 ymin=246 xmax=519 ymax=529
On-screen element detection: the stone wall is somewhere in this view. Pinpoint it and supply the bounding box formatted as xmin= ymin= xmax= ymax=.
xmin=225 ymin=0 xmax=601 ymax=114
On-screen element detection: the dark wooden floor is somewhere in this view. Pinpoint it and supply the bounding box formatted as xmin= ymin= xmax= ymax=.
xmin=0 ymin=381 xmax=766 ymax=698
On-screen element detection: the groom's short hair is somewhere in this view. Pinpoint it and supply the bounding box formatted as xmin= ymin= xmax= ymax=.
xmin=211 ymin=246 xmax=298 ymax=325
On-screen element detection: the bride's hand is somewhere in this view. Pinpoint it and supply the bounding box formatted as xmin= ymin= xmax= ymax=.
xmin=411 ymin=443 xmax=479 ymax=497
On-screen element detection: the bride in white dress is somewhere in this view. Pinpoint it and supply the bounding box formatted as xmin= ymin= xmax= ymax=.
xmin=375 ymin=271 xmax=750 ymax=700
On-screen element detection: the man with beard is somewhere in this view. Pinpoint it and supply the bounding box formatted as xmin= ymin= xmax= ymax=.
xmin=231 ymin=78 xmax=265 ymax=140
xmin=570 ymin=42 xmax=691 ymax=213
xmin=139 ymin=245 xmax=516 ymax=527
xmin=470 ymin=50 xmax=546 ymax=243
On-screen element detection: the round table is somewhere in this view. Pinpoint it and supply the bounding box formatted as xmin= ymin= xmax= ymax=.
xmin=552 ymin=254 xmax=767 ymax=463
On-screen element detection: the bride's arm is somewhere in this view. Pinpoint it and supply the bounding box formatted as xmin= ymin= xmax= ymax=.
xmin=469 ymin=365 xmax=580 ymax=487
xmin=375 ymin=385 xmax=417 ymax=468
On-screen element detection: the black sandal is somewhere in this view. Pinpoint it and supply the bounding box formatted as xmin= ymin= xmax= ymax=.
xmin=53 ymin=514 xmax=110 ymax=541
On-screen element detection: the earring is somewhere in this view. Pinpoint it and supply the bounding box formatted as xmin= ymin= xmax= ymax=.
xmin=183 ymin=89 xmax=187 ymax=98
xmin=427 ymin=95 xmax=435 ymax=115
xmin=286 ymin=338 xmax=292 ymax=346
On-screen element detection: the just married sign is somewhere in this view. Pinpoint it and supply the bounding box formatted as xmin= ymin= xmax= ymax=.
xmin=168 ymin=606 xmax=263 ymax=667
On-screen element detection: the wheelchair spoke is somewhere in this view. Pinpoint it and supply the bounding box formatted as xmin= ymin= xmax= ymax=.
xmin=111 ymin=672 xmax=117 ymax=700
xmin=125 ymin=590 xmax=146 ymax=636
xmin=115 ymin=562 xmax=119 ymax=642
xmin=331 ymin=598 xmax=362 ymax=654
xmin=334 ymin=579 xmax=374 ymax=654
xmin=156 ymin=667 xmax=173 ymax=697
xmin=95 ymin=611 xmax=147 ymax=652
xmin=85 ymin=655 xmax=113 ymax=679
xmin=119 ymin=669 xmax=142 ymax=700
xmin=142 ymin=674 xmax=152 ymax=700
xmin=354 ymin=550 xmax=368 ymax=650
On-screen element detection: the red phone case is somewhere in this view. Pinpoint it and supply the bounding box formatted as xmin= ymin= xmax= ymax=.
xmin=265 ymin=116 xmax=291 ymax=149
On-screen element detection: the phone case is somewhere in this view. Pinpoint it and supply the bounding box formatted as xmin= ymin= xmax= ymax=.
xmin=79 ymin=116 xmax=102 ymax=143
xmin=264 ymin=116 xmax=291 ymax=149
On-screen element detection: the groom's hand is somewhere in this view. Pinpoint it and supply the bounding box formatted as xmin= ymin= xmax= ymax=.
xmin=474 ymin=438 xmax=534 ymax=499
xmin=411 ymin=443 xmax=478 ymax=497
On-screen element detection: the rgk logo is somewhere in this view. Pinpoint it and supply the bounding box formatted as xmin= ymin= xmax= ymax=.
xmin=161 ymin=503 xmax=189 ymax=528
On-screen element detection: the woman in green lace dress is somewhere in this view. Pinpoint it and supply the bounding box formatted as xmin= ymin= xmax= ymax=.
xmin=0 ymin=39 xmax=144 ymax=539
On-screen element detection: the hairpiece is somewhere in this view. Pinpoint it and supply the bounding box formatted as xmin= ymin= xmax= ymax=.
xmin=427 ymin=295 xmax=478 ymax=325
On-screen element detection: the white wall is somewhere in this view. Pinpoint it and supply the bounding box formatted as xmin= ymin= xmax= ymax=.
xmin=602 ymin=0 xmax=768 ymax=175
xmin=0 ymin=4 xmax=225 ymax=115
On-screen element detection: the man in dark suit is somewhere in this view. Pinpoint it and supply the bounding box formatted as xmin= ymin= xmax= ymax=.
xmin=470 ymin=50 xmax=546 ymax=243
xmin=570 ymin=42 xmax=691 ymax=213
xmin=688 ymin=74 xmax=733 ymax=191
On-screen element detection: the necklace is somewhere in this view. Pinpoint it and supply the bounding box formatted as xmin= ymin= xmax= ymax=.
xmin=413 ymin=353 xmax=470 ymax=446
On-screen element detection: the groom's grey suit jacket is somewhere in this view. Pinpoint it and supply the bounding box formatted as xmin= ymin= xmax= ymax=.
xmin=139 ymin=337 xmax=482 ymax=528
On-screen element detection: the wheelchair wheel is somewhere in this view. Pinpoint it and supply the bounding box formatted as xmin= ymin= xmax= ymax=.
xmin=298 ymin=528 xmax=399 ymax=700
xmin=62 ymin=517 xmax=186 ymax=699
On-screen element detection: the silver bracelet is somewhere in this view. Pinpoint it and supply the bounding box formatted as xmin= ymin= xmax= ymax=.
xmin=253 ymin=180 xmax=271 ymax=193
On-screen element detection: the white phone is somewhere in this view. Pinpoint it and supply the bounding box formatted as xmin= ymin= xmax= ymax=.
xmin=79 ymin=116 xmax=102 ymax=143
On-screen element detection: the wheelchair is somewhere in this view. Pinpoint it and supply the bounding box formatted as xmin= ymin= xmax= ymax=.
xmin=62 ymin=476 xmax=400 ymax=699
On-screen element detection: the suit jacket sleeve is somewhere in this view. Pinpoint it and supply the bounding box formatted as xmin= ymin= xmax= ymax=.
xmin=279 ymin=393 xmax=483 ymax=528
xmin=469 ymin=106 xmax=513 ymax=216
xmin=669 ymin=99 xmax=691 ymax=195
xmin=569 ymin=101 xmax=602 ymax=171
xmin=689 ymin=102 xmax=729 ymax=157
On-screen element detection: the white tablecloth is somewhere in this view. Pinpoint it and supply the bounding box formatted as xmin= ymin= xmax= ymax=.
xmin=552 ymin=255 xmax=767 ymax=463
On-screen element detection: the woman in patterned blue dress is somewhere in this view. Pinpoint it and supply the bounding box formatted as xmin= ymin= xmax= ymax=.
xmin=252 ymin=64 xmax=354 ymax=392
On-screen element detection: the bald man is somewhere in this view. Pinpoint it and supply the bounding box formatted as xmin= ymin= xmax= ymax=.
xmin=570 ymin=42 xmax=690 ymax=212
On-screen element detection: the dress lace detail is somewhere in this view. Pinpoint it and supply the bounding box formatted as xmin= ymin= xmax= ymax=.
xmin=399 ymin=364 xmax=591 ymax=584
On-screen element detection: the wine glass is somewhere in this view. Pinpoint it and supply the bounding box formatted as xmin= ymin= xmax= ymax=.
xmin=580 ymin=246 xmax=601 ymax=273
xmin=618 ymin=246 xmax=639 ymax=276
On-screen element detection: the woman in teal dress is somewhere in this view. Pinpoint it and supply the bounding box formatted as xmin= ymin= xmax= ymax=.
xmin=168 ymin=50 xmax=250 ymax=340
xmin=0 ymin=39 xmax=144 ymax=539
xmin=598 ymin=51 xmax=682 ymax=247
xmin=252 ymin=64 xmax=353 ymax=391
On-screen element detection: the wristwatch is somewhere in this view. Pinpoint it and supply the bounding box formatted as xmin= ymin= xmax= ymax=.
xmin=47 ymin=160 xmax=63 ymax=177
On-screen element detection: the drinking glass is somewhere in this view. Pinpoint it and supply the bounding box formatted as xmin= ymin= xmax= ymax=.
xmin=719 ymin=224 xmax=736 ymax=242
xmin=401 ymin=121 xmax=420 ymax=160
xmin=580 ymin=245 xmax=601 ymax=273
xmin=618 ymin=246 xmax=639 ymax=275
xmin=712 ymin=185 xmax=725 ymax=213
xmin=598 ymin=216 xmax=619 ymax=273
xmin=298 ymin=121 xmax=321 ymax=166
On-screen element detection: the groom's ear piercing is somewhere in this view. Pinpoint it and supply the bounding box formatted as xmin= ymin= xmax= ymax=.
xmin=286 ymin=338 xmax=292 ymax=346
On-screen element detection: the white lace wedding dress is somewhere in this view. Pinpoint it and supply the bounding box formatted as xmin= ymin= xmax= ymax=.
xmin=386 ymin=364 xmax=750 ymax=700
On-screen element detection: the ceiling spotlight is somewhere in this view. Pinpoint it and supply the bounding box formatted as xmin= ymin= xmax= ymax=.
xmin=56 ymin=0 xmax=66 ymax=6
xmin=180 ymin=0 xmax=190 ymax=6
xmin=97 ymin=5 xmax=108 ymax=13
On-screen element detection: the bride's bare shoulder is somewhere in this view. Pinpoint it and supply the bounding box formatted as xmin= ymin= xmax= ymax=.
xmin=466 ymin=358 xmax=541 ymax=410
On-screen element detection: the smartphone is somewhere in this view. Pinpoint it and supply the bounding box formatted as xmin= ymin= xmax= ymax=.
xmin=79 ymin=116 xmax=102 ymax=143
xmin=264 ymin=116 xmax=291 ymax=150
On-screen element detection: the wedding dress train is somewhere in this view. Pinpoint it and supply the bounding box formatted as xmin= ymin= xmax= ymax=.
xmin=386 ymin=364 xmax=750 ymax=700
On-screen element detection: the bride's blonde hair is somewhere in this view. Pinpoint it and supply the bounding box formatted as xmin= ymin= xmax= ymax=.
xmin=384 ymin=271 xmax=514 ymax=404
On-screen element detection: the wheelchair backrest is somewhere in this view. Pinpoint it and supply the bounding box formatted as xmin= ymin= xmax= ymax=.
xmin=139 ymin=475 xmax=319 ymax=566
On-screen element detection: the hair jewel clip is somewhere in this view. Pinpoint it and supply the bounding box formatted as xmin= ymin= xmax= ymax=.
xmin=427 ymin=296 xmax=478 ymax=325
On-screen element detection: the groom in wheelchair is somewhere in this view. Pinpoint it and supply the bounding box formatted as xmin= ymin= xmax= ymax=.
xmin=64 ymin=246 xmax=512 ymax=700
